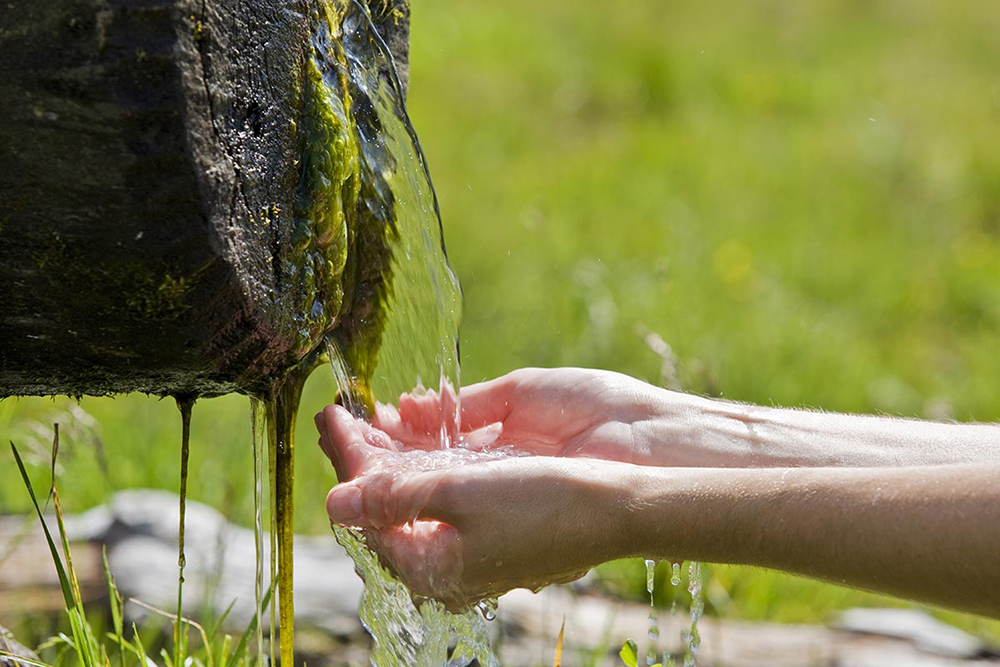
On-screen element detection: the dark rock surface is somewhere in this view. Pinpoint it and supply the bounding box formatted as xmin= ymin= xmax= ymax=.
xmin=0 ymin=0 xmax=409 ymax=398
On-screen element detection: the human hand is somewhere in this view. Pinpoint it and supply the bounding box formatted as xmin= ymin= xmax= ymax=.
xmin=315 ymin=404 xmax=638 ymax=608
xmin=371 ymin=367 xmax=695 ymax=466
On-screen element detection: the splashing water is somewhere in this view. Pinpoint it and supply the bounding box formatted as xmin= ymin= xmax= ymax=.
xmin=308 ymin=0 xmax=500 ymax=664
xmin=333 ymin=523 xmax=496 ymax=667
xmin=325 ymin=441 xmax=518 ymax=665
xmin=328 ymin=443 xmax=517 ymax=664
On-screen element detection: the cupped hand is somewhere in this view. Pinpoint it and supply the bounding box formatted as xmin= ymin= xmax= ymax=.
xmin=316 ymin=404 xmax=637 ymax=609
xmin=372 ymin=367 xmax=683 ymax=466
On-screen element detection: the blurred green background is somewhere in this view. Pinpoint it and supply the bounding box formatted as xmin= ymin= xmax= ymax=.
xmin=3 ymin=0 xmax=1000 ymax=642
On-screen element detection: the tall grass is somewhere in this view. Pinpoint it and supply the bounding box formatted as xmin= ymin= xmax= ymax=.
xmin=9 ymin=431 xmax=270 ymax=667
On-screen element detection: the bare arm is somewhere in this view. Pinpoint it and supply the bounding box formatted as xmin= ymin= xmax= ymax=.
xmin=651 ymin=393 xmax=1000 ymax=468
xmin=319 ymin=404 xmax=1000 ymax=617
xmin=627 ymin=463 xmax=1000 ymax=618
xmin=409 ymin=367 xmax=999 ymax=468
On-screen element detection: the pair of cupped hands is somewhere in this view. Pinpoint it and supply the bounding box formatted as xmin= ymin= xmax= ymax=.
xmin=314 ymin=367 xmax=687 ymax=609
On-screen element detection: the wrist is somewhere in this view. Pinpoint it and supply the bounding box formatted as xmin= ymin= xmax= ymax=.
xmin=622 ymin=466 xmax=745 ymax=562
xmin=569 ymin=459 xmax=655 ymax=564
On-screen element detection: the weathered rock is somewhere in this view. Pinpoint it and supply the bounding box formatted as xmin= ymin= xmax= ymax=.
xmin=0 ymin=0 xmax=409 ymax=398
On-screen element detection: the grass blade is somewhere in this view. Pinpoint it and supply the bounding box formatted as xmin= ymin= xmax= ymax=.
xmin=224 ymin=583 xmax=272 ymax=667
xmin=104 ymin=547 xmax=126 ymax=667
xmin=552 ymin=618 xmax=565 ymax=667
xmin=9 ymin=441 xmax=94 ymax=667
xmin=0 ymin=649 xmax=53 ymax=667
xmin=131 ymin=623 xmax=152 ymax=667
xmin=10 ymin=442 xmax=75 ymax=610
xmin=619 ymin=639 xmax=638 ymax=667
xmin=208 ymin=599 xmax=237 ymax=645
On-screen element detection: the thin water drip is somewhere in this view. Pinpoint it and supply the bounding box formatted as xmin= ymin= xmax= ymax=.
xmin=250 ymin=398 xmax=267 ymax=665
xmin=174 ymin=397 xmax=194 ymax=665
xmin=267 ymin=412 xmax=278 ymax=667
xmin=326 ymin=337 xmax=365 ymax=418
xmin=266 ymin=373 xmax=307 ymax=667
xmin=645 ymin=559 xmax=660 ymax=667
xmin=476 ymin=598 xmax=498 ymax=622
xmin=682 ymin=562 xmax=703 ymax=667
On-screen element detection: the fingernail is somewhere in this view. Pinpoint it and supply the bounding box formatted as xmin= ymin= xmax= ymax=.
xmin=480 ymin=422 xmax=502 ymax=446
xmin=314 ymin=411 xmax=328 ymax=435
xmin=327 ymin=484 xmax=363 ymax=523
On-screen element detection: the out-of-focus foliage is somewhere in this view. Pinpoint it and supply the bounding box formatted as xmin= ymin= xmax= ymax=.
xmin=2 ymin=0 xmax=999 ymax=640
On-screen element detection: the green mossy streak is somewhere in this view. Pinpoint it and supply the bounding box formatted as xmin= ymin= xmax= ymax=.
xmin=287 ymin=31 xmax=360 ymax=357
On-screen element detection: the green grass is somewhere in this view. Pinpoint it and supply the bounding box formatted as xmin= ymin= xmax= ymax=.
xmin=7 ymin=437 xmax=270 ymax=667
xmin=3 ymin=0 xmax=1000 ymax=646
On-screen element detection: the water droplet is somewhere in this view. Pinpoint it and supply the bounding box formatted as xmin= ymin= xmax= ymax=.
xmin=671 ymin=561 xmax=682 ymax=586
xmin=476 ymin=598 xmax=498 ymax=622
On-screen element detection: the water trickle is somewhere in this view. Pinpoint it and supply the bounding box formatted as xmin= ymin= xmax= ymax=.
xmin=250 ymin=398 xmax=267 ymax=664
xmin=645 ymin=559 xmax=659 ymax=667
xmin=174 ymin=397 xmax=194 ymax=664
xmin=267 ymin=410 xmax=278 ymax=667
xmin=333 ymin=524 xmax=497 ymax=667
xmin=683 ymin=562 xmax=704 ymax=667
xmin=305 ymin=0 xmax=501 ymax=663
xmin=266 ymin=372 xmax=308 ymax=667
xmin=476 ymin=598 xmax=499 ymax=622
xmin=670 ymin=562 xmax=682 ymax=587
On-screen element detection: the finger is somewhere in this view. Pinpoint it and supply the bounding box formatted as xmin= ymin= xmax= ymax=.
xmin=372 ymin=402 xmax=403 ymax=436
xmin=315 ymin=411 xmax=338 ymax=466
xmin=458 ymin=375 xmax=514 ymax=431
xmin=372 ymin=401 xmax=438 ymax=450
xmin=459 ymin=422 xmax=503 ymax=450
xmin=393 ymin=375 xmax=514 ymax=437
xmin=325 ymin=469 xmax=459 ymax=529
xmin=397 ymin=390 xmax=447 ymax=436
xmin=318 ymin=405 xmax=383 ymax=480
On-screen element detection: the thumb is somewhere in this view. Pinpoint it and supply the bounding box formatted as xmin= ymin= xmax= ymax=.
xmin=325 ymin=470 xmax=457 ymax=529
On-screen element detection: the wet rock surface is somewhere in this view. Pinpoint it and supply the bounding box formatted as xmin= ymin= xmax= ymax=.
xmin=0 ymin=0 xmax=409 ymax=398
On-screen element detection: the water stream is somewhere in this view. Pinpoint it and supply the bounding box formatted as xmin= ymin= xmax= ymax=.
xmin=250 ymin=398 xmax=267 ymax=664
xmin=175 ymin=398 xmax=194 ymax=663
xmin=242 ymin=0 xmax=494 ymax=663
xmin=645 ymin=559 xmax=659 ymax=667
xmin=683 ymin=562 xmax=703 ymax=667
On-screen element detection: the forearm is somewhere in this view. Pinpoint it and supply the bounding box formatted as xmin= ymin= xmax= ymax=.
xmin=623 ymin=463 xmax=1000 ymax=617
xmin=645 ymin=390 xmax=1000 ymax=467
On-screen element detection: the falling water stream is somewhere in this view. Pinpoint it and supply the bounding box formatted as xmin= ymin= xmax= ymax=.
xmin=683 ymin=562 xmax=704 ymax=667
xmin=239 ymin=0 xmax=498 ymax=664
xmin=175 ymin=398 xmax=194 ymax=663
xmin=645 ymin=559 xmax=660 ymax=667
